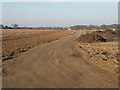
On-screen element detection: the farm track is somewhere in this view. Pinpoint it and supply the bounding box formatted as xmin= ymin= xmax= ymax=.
xmin=3 ymin=31 xmax=118 ymax=88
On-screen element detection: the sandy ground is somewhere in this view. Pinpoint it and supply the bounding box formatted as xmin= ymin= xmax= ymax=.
xmin=2 ymin=31 xmax=118 ymax=88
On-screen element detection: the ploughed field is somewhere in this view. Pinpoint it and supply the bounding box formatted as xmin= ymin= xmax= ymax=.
xmin=2 ymin=29 xmax=119 ymax=88
xmin=2 ymin=29 xmax=73 ymax=61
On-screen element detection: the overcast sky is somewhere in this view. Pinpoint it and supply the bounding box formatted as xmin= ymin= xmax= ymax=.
xmin=2 ymin=2 xmax=118 ymax=27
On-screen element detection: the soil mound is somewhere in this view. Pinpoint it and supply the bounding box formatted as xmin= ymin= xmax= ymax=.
xmin=78 ymin=29 xmax=119 ymax=43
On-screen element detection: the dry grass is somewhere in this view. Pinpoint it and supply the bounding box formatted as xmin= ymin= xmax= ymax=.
xmin=74 ymin=41 xmax=118 ymax=74
xmin=85 ymin=29 xmax=104 ymax=34
xmin=75 ymin=29 xmax=118 ymax=74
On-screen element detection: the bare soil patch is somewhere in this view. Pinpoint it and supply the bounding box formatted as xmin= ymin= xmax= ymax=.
xmin=77 ymin=29 xmax=119 ymax=43
xmin=2 ymin=29 xmax=73 ymax=61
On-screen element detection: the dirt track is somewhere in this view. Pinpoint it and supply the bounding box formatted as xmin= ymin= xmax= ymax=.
xmin=3 ymin=31 xmax=118 ymax=88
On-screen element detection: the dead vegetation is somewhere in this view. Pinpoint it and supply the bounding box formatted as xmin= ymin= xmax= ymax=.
xmin=74 ymin=42 xmax=118 ymax=74
xmin=74 ymin=29 xmax=119 ymax=74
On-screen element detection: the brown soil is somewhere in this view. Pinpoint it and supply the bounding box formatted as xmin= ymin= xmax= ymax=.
xmin=3 ymin=31 xmax=118 ymax=88
xmin=2 ymin=29 xmax=73 ymax=61
xmin=74 ymin=29 xmax=119 ymax=74
xmin=77 ymin=29 xmax=119 ymax=43
xmin=74 ymin=41 xmax=118 ymax=74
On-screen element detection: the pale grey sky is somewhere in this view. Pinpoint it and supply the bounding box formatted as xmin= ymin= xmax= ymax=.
xmin=2 ymin=2 xmax=118 ymax=27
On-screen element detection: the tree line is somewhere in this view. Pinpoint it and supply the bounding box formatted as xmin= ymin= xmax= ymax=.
xmin=0 ymin=24 xmax=68 ymax=30
xmin=0 ymin=24 xmax=118 ymax=30
xmin=70 ymin=24 xmax=118 ymax=30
